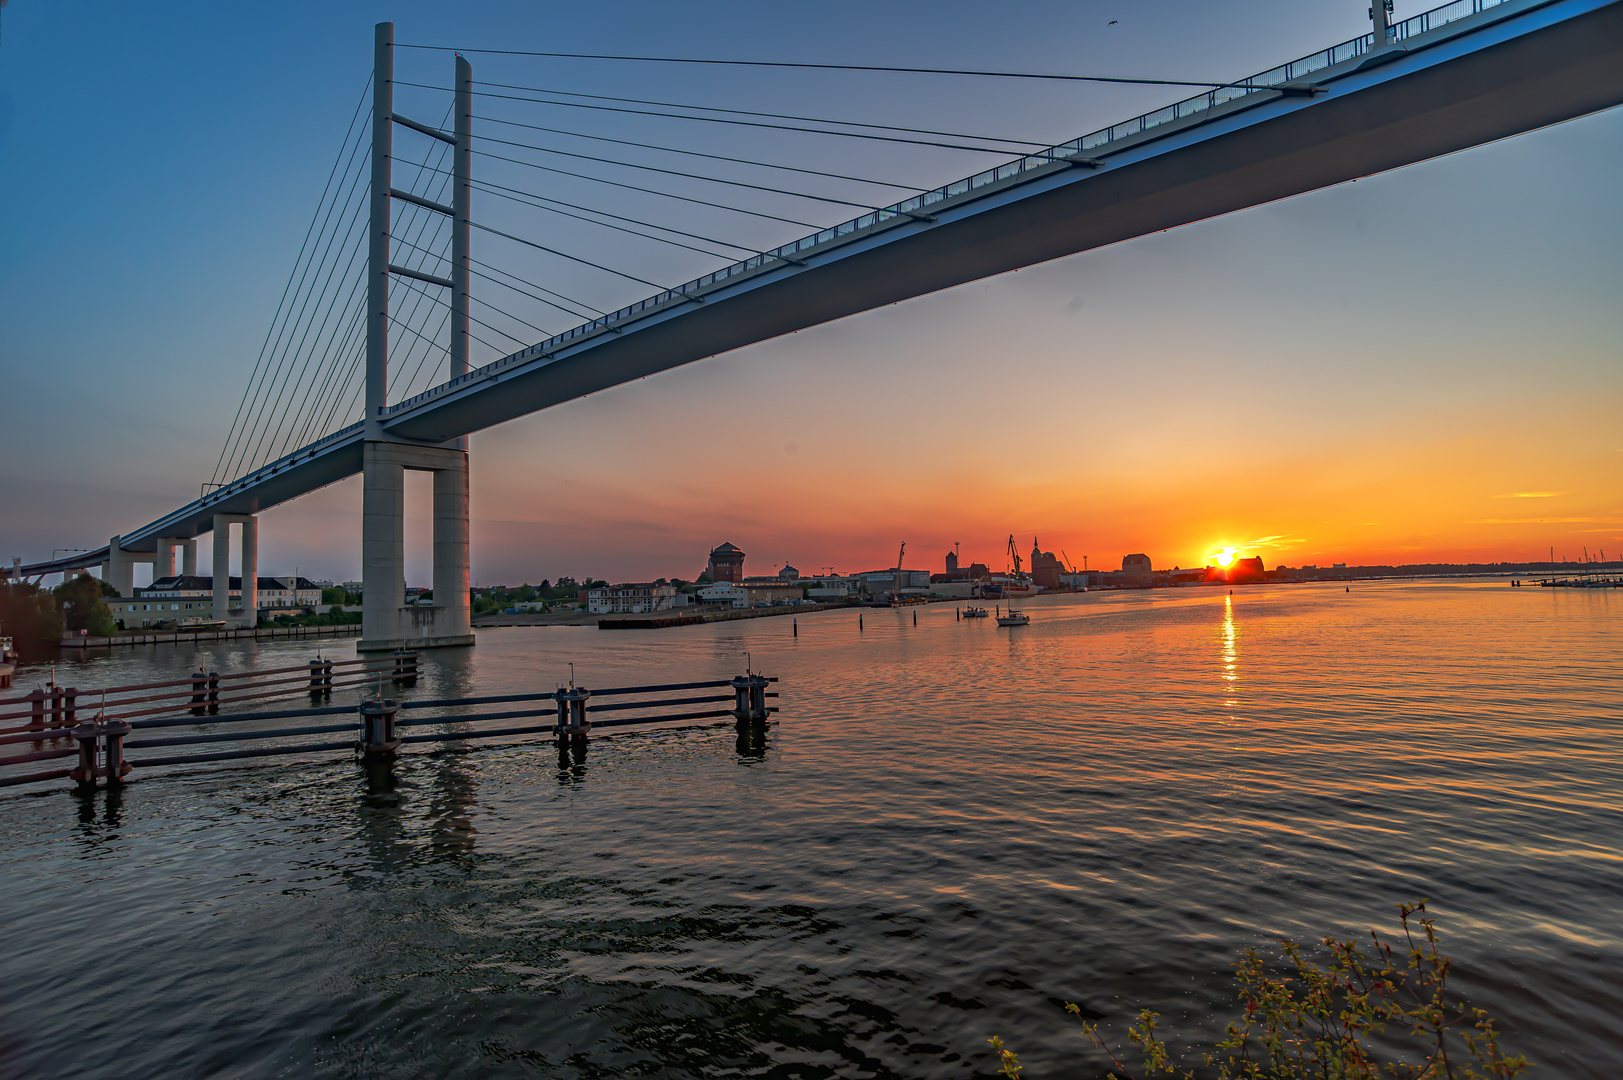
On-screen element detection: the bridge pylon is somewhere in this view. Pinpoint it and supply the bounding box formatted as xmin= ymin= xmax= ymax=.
xmin=357 ymin=22 xmax=474 ymax=652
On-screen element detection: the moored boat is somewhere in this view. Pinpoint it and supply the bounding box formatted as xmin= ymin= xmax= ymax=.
xmin=994 ymin=603 xmax=1029 ymax=627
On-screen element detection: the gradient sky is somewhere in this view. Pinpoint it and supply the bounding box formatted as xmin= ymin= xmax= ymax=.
xmin=1 ymin=0 xmax=1618 ymax=587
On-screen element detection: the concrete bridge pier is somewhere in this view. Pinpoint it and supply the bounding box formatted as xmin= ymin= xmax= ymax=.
xmin=211 ymin=514 xmax=258 ymax=628
xmin=102 ymin=536 xmax=153 ymax=598
xmin=358 ymin=441 xmax=472 ymax=651
xmin=153 ymin=538 xmax=198 ymax=582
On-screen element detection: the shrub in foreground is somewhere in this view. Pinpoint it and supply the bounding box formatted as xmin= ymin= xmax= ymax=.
xmin=990 ymin=901 xmax=1528 ymax=1079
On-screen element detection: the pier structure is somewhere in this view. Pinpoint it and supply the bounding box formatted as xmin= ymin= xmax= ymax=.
xmin=0 ymin=661 xmax=779 ymax=790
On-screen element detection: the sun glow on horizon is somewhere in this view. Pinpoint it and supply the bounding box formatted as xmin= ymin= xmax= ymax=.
xmin=1210 ymin=547 xmax=1238 ymax=567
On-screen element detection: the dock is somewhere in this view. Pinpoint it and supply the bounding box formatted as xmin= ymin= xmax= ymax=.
xmin=60 ymin=623 xmax=362 ymax=649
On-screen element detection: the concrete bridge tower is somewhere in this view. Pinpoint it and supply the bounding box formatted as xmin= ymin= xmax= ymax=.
xmin=357 ymin=23 xmax=474 ymax=651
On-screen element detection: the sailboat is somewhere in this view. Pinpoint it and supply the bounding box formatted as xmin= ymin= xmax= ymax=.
xmin=996 ymin=603 xmax=1029 ymax=627
xmin=997 ymin=535 xmax=1031 ymax=625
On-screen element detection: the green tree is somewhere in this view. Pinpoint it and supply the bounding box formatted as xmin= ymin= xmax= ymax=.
xmin=320 ymin=586 xmax=346 ymax=605
xmin=0 ymin=581 xmax=66 ymax=652
xmin=53 ymin=575 xmax=117 ymax=635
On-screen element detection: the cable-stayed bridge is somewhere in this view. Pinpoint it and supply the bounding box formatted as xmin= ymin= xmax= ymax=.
xmin=9 ymin=0 xmax=1622 ymax=649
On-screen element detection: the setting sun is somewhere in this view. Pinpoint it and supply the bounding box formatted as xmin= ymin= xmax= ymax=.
xmin=1210 ymin=547 xmax=1238 ymax=567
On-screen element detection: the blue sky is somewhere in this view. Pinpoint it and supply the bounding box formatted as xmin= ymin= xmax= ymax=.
xmin=1 ymin=1 xmax=1618 ymax=584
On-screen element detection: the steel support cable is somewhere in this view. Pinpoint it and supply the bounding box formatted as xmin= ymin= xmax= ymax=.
xmin=471 ymin=294 xmax=553 ymax=339
xmin=471 ymin=267 xmax=601 ymax=323
xmin=292 ymin=256 xmax=376 ymax=449
xmin=217 ymin=115 xmax=370 ymax=486
xmin=288 ymin=313 xmax=364 ymax=452
xmin=345 ymin=104 xmax=457 ymax=411
xmin=223 ymin=152 xmax=371 ymax=483
xmin=467 ymin=147 xmax=819 ymax=228
xmin=445 ymin=85 xmax=1027 ymax=156
xmin=235 ymin=168 xmax=372 ymax=477
xmin=471 ymin=222 xmax=668 ymax=290
xmin=390 ymin=232 xmax=606 ymax=324
xmin=394 ymin=45 xmax=1285 ymax=93
xmin=385 ymin=204 xmax=458 ymax=402
xmin=279 ymin=102 xmax=456 ymax=446
xmin=392 ymin=301 xmax=458 ymax=406
xmin=276 ymin=267 xmax=366 ymax=456
xmin=474 ymin=113 xmax=924 ymax=190
xmin=261 ymin=224 xmax=375 ymax=465
xmin=387 ymin=257 xmax=451 ymax=401
xmin=210 ymin=78 xmax=371 ymax=487
xmin=468 ymin=80 xmax=1055 ymax=149
xmin=287 ymin=299 xmax=368 ymax=451
xmin=472 ymin=182 xmax=745 ymax=260
xmin=385 ymin=217 xmax=452 ymax=395
xmin=473 ymin=133 xmax=888 ymax=211
xmin=472 ymin=259 xmax=605 ymax=316
xmin=385 ymin=106 xmax=462 ymax=404
xmin=391 ymin=273 xmax=526 ymax=351
xmin=468 ymin=177 xmax=761 ymax=255
xmin=414 ymin=161 xmax=771 ymax=257
xmin=226 ymin=143 xmax=371 ymax=478
xmin=226 ymin=111 xmax=374 ymax=479
xmin=306 ymin=307 xmax=370 ymax=438
xmin=384 ymin=234 xmax=560 ymax=338
xmin=313 ymin=324 xmax=382 ymax=440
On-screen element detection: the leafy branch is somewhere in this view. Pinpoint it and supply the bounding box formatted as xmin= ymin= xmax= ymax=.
xmin=992 ymin=902 xmax=1530 ymax=1080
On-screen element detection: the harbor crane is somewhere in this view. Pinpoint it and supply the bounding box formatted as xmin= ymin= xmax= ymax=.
xmin=1007 ymin=534 xmax=1023 ymax=579
xmin=894 ymin=542 xmax=906 ymax=603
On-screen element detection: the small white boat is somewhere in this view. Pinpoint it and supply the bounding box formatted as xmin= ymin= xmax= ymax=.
xmin=963 ymin=606 xmax=989 ymax=619
xmin=995 ymin=603 xmax=1029 ymax=627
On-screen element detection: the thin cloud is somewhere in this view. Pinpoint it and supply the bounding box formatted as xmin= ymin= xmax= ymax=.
xmin=1492 ymin=491 xmax=1568 ymax=499
xmin=1468 ymin=517 xmax=1615 ymax=525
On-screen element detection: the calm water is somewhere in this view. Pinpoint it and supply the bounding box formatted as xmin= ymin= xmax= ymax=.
xmin=0 ymin=582 xmax=1618 ymax=1078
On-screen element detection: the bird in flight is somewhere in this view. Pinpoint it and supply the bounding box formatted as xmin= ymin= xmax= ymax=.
xmin=1108 ymin=19 xmax=1119 ymax=24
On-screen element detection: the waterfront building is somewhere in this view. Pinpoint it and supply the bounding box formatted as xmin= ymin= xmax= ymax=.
xmin=779 ymin=564 xmax=800 ymax=580
xmin=586 ymin=583 xmax=678 ymax=615
xmin=744 ymin=582 xmax=804 ymax=606
xmin=698 ymin=583 xmax=748 ymax=608
xmin=107 ymin=575 xmax=322 ymax=626
xmin=1031 ymin=539 xmax=1067 ymax=589
xmin=707 ymin=542 xmax=746 ymax=583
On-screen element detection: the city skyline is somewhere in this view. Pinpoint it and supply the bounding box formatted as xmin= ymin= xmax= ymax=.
xmin=1 ymin=0 xmax=1618 ymax=587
